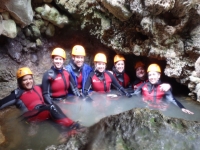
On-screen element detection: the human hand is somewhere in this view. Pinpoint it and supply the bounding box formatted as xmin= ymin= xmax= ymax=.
xmin=181 ymin=108 xmax=194 ymax=114
xmin=79 ymin=93 xmax=86 ymax=99
xmin=160 ymin=83 xmax=171 ymax=92
xmin=83 ymin=96 xmax=93 ymax=102
xmin=108 ymin=70 xmax=113 ymax=74
xmin=50 ymin=104 xmax=58 ymax=113
xmin=125 ymin=92 xmax=132 ymax=98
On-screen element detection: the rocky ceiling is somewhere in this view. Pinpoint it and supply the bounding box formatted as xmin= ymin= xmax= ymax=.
xmin=0 ymin=0 xmax=200 ymax=100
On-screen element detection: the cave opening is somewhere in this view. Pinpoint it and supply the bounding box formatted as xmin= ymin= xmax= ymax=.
xmin=123 ymin=55 xmax=190 ymax=96
xmin=48 ymin=27 xmax=190 ymax=96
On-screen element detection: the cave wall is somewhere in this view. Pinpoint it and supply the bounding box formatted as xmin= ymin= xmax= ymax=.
xmin=0 ymin=0 xmax=200 ymax=100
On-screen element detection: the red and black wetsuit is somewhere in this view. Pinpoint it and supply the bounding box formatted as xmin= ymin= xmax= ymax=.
xmin=83 ymin=70 xmax=129 ymax=95
xmin=112 ymin=66 xmax=130 ymax=88
xmin=133 ymin=81 xmax=185 ymax=109
xmin=0 ymin=85 xmax=74 ymax=126
xmin=42 ymin=66 xmax=73 ymax=104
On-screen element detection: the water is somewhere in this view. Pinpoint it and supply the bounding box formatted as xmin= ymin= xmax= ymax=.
xmin=0 ymin=91 xmax=200 ymax=149
xmin=61 ymin=91 xmax=200 ymax=126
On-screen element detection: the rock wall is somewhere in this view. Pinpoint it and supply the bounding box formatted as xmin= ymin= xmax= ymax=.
xmin=0 ymin=0 xmax=200 ymax=100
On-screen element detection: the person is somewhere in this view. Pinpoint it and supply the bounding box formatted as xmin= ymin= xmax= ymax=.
xmin=133 ymin=64 xmax=194 ymax=114
xmin=83 ymin=53 xmax=132 ymax=97
xmin=112 ymin=54 xmax=130 ymax=88
xmin=65 ymin=45 xmax=93 ymax=97
xmin=0 ymin=67 xmax=81 ymax=131
xmin=132 ymin=61 xmax=170 ymax=92
xmin=42 ymin=47 xmax=78 ymax=104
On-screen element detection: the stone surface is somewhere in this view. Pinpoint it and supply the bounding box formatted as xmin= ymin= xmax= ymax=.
xmin=0 ymin=0 xmax=33 ymax=27
xmin=35 ymin=4 xmax=69 ymax=28
xmin=46 ymin=108 xmax=200 ymax=150
xmin=0 ymin=0 xmax=199 ymax=101
xmin=1 ymin=19 xmax=17 ymax=38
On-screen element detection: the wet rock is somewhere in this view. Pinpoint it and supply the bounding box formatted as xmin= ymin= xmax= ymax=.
xmin=0 ymin=128 xmax=5 ymax=144
xmin=46 ymin=108 xmax=200 ymax=150
xmin=6 ymin=39 xmax=23 ymax=62
xmin=35 ymin=4 xmax=69 ymax=28
xmin=0 ymin=0 xmax=33 ymax=27
xmin=100 ymin=0 xmax=133 ymax=21
xmin=36 ymin=39 xmax=43 ymax=47
xmin=30 ymin=54 xmax=38 ymax=63
xmin=1 ymin=12 xmax=10 ymax=20
xmin=54 ymin=0 xmax=94 ymax=15
xmin=45 ymin=23 xmax=55 ymax=37
xmin=144 ymin=0 xmax=175 ymax=15
xmin=0 ymin=0 xmax=199 ymax=101
xmin=30 ymin=25 xmax=41 ymax=39
xmin=1 ymin=19 xmax=17 ymax=38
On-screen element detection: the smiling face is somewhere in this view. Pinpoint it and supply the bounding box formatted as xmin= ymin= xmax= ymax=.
xmin=72 ymin=55 xmax=85 ymax=68
xmin=21 ymin=75 xmax=33 ymax=90
xmin=115 ymin=60 xmax=125 ymax=73
xmin=148 ymin=71 xmax=160 ymax=84
xmin=53 ymin=56 xmax=64 ymax=69
xmin=95 ymin=62 xmax=106 ymax=73
xmin=136 ymin=66 xmax=146 ymax=80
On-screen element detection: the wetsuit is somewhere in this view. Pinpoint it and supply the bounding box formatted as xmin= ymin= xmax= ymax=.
xmin=83 ymin=70 xmax=131 ymax=97
xmin=42 ymin=66 xmax=76 ymax=104
xmin=0 ymin=85 xmax=74 ymax=126
xmin=133 ymin=80 xmax=184 ymax=109
xmin=132 ymin=78 xmax=148 ymax=90
xmin=112 ymin=66 xmax=130 ymax=88
xmin=65 ymin=59 xmax=93 ymax=96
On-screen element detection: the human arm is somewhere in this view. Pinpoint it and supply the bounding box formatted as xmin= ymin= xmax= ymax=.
xmin=165 ymin=90 xmax=194 ymax=114
xmin=0 ymin=91 xmax=17 ymax=109
xmin=160 ymin=83 xmax=171 ymax=92
xmin=181 ymin=108 xmax=194 ymax=114
xmin=106 ymin=71 xmax=131 ymax=97
xmin=83 ymin=72 xmax=93 ymax=96
xmin=69 ymin=73 xmax=81 ymax=97
xmin=41 ymin=71 xmax=53 ymax=105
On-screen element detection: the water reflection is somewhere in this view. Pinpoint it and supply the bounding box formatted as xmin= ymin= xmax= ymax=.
xmin=58 ymin=91 xmax=200 ymax=126
xmin=1 ymin=90 xmax=200 ymax=149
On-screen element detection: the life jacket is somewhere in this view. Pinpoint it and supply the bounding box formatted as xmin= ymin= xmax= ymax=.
xmin=76 ymin=72 xmax=83 ymax=89
xmin=91 ymin=71 xmax=112 ymax=92
xmin=65 ymin=60 xmax=93 ymax=92
xmin=113 ymin=73 xmax=130 ymax=88
xmin=17 ymin=86 xmax=50 ymax=121
xmin=112 ymin=66 xmax=130 ymax=88
xmin=141 ymin=82 xmax=168 ymax=109
xmin=48 ymin=68 xmax=70 ymax=98
xmin=132 ymin=78 xmax=148 ymax=90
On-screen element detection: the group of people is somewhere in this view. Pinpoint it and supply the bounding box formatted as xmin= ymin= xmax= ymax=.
xmin=0 ymin=45 xmax=194 ymax=137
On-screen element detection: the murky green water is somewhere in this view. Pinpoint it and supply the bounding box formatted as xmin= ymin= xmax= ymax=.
xmin=1 ymin=91 xmax=200 ymax=150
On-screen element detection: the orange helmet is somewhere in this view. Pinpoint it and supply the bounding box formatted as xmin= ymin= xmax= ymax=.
xmin=114 ymin=54 xmax=125 ymax=63
xmin=51 ymin=48 xmax=66 ymax=59
xmin=94 ymin=53 xmax=107 ymax=63
xmin=72 ymin=45 xmax=86 ymax=56
xmin=147 ymin=64 xmax=161 ymax=73
xmin=16 ymin=67 xmax=33 ymax=79
xmin=135 ymin=61 xmax=145 ymax=69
